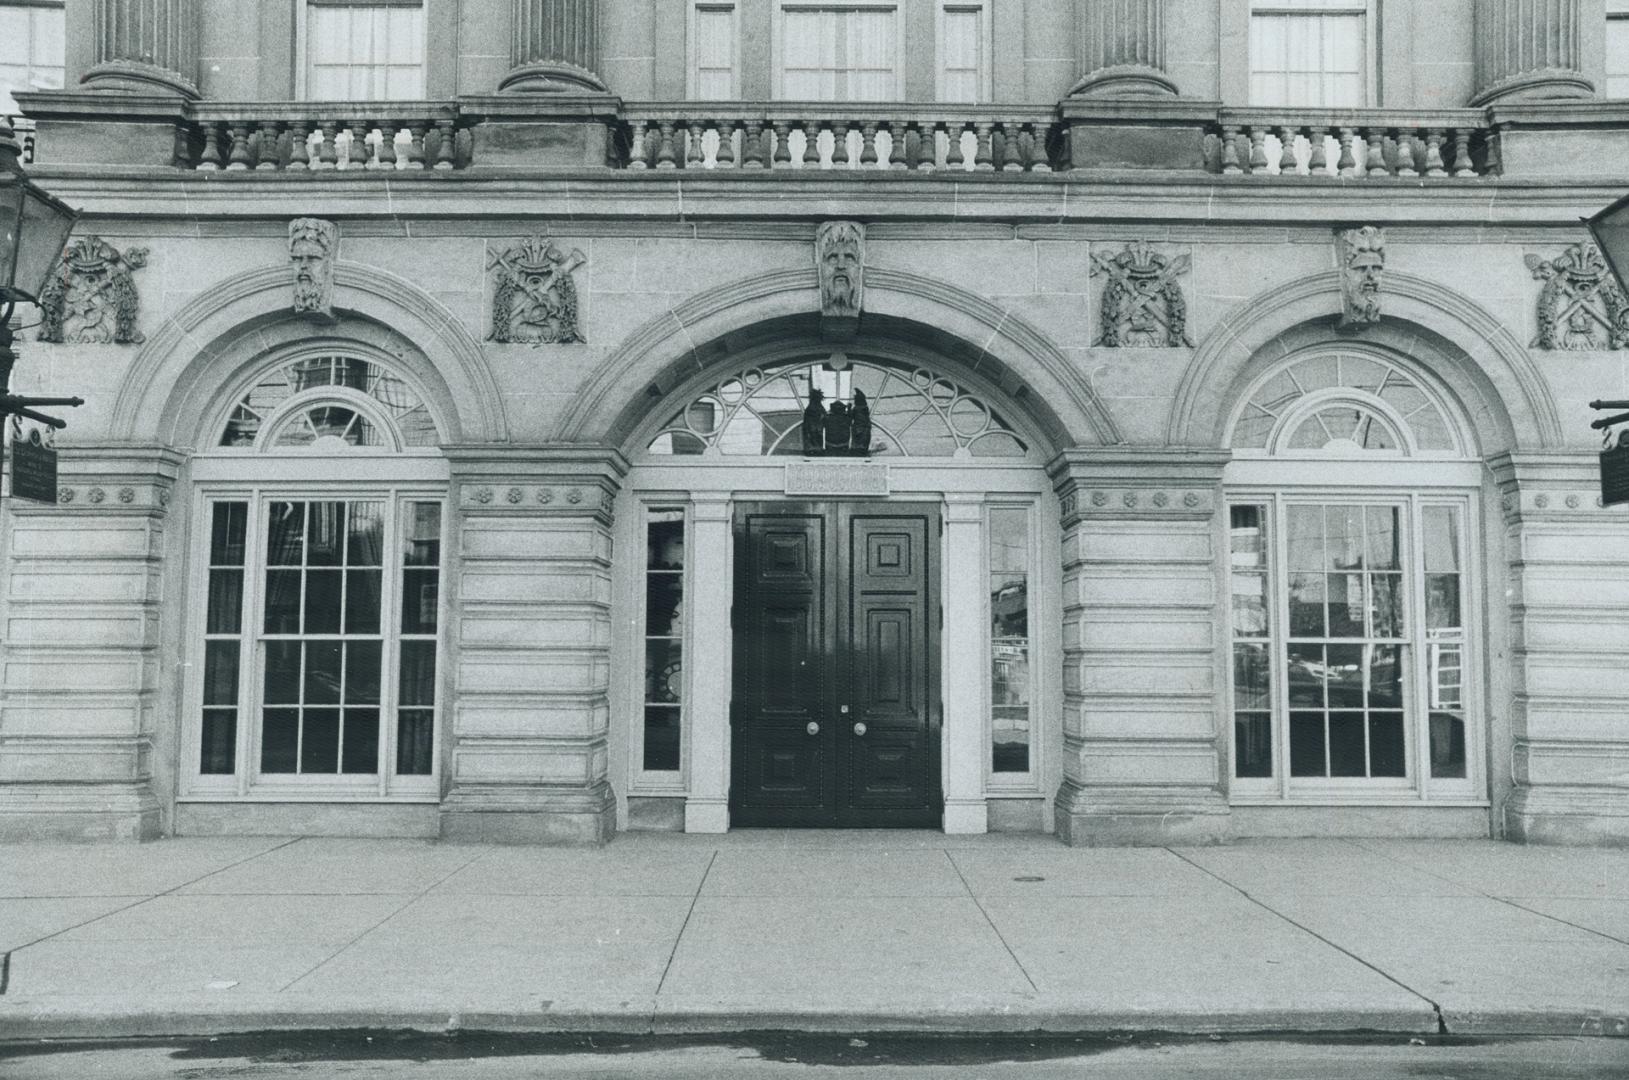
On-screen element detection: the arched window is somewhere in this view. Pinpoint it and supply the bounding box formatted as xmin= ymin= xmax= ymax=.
xmin=187 ymin=350 xmax=446 ymax=802
xmin=645 ymin=357 xmax=1030 ymax=459
xmin=1223 ymin=346 xmax=1480 ymax=808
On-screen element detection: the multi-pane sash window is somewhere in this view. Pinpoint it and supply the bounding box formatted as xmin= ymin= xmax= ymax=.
xmin=1609 ymin=1 xmax=1629 ymax=98
xmin=780 ymin=4 xmax=898 ymax=100
xmin=1227 ymin=497 xmax=1472 ymax=798
xmin=0 ymin=1 xmax=65 ymax=115
xmin=939 ymin=4 xmax=987 ymax=103
xmin=1249 ymin=0 xmax=1367 ymax=107
xmin=306 ymin=1 xmax=425 ymax=100
xmin=192 ymin=495 xmax=442 ymax=791
xmin=643 ymin=509 xmax=686 ymax=772
xmin=989 ymin=506 xmax=1031 ymax=774
xmin=692 ymin=3 xmax=738 ymax=97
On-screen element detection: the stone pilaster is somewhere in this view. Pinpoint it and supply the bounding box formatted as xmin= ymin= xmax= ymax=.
xmin=1049 ymin=450 xmax=1231 ymax=846
xmin=82 ymin=0 xmax=200 ymax=99
xmin=440 ymin=447 xmax=625 ymax=844
xmin=0 ymin=446 xmax=183 ymax=840
xmin=1471 ymin=0 xmax=1593 ymax=106
xmin=1491 ymin=452 xmax=1629 ymax=845
xmin=1070 ymin=0 xmax=1178 ymax=97
xmin=501 ymin=0 xmax=608 ymax=93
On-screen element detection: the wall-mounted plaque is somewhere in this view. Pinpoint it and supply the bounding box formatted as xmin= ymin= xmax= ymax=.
xmin=785 ymin=461 xmax=889 ymax=497
xmin=1603 ymin=434 xmax=1629 ymax=507
xmin=10 ymin=429 xmax=58 ymax=505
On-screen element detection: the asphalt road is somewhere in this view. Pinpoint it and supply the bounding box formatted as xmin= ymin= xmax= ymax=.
xmin=2 ymin=1032 xmax=1628 ymax=1079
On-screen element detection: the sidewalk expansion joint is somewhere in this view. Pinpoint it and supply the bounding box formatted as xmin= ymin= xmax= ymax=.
xmin=1164 ymin=846 xmax=1446 ymax=1021
xmin=655 ymin=849 xmax=717 ymax=999
xmin=944 ymin=849 xmax=1038 ymax=993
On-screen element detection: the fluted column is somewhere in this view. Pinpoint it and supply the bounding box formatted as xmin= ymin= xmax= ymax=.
xmin=82 ymin=0 xmax=199 ymax=98
xmin=1471 ymin=0 xmax=1593 ymax=106
xmin=1069 ymin=0 xmax=1177 ymax=97
xmin=500 ymin=0 xmax=608 ymax=93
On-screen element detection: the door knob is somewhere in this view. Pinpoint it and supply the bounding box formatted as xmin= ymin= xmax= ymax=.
xmin=839 ymin=704 xmax=850 ymax=714
xmin=806 ymin=722 xmax=820 ymax=736
xmin=853 ymin=722 xmax=867 ymax=737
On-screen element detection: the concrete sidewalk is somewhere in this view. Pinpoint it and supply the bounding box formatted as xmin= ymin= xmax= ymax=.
xmin=2 ymin=832 xmax=1627 ymax=1040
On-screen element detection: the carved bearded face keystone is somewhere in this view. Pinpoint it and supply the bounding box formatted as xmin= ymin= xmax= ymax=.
xmin=815 ymin=221 xmax=865 ymax=319
xmin=1337 ymin=226 xmax=1385 ymax=328
xmin=288 ymin=218 xmax=338 ymax=319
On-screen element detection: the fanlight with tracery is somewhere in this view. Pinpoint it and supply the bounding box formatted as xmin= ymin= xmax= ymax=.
xmin=646 ymin=359 xmax=1029 ymax=458
xmin=1231 ymin=351 xmax=1461 ymax=455
xmin=220 ymin=355 xmax=440 ymax=449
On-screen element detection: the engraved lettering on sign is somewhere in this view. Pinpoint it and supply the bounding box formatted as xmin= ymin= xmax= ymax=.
xmin=785 ymin=462 xmax=889 ymax=496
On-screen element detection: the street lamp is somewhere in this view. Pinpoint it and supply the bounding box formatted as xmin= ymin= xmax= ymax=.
xmin=1 ymin=114 xmax=81 ymax=429
xmin=1585 ymin=194 xmax=1629 ymax=506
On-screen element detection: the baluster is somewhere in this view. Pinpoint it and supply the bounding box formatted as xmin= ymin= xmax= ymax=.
xmin=196 ymin=123 xmax=223 ymax=171
xmin=626 ymin=120 xmax=649 ymax=168
xmin=1485 ymin=124 xmax=1503 ymax=174
xmin=225 ymin=124 xmax=252 ymax=170
xmin=1220 ymin=125 xmax=1242 ymax=174
xmin=685 ymin=120 xmax=705 ymax=168
xmin=889 ymin=121 xmax=908 ymax=169
xmin=1247 ymin=127 xmax=1267 ymax=173
xmin=1028 ymin=122 xmax=1052 ymax=172
xmin=1363 ymin=130 xmax=1388 ymax=177
xmin=1001 ymin=121 xmax=1024 ymax=172
xmin=803 ymin=120 xmax=823 ymax=167
xmin=713 ymin=119 xmax=734 ymax=168
xmin=1307 ymin=125 xmax=1329 ymax=174
xmin=434 ymin=119 xmax=457 ymax=170
xmin=1277 ymin=125 xmax=1298 ymax=175
xmin=402 ymin=122 xmax=426 ymax=170
xmin=1336 ymin=127 xmax=1358 ymax=177
xmin=973 ymin=121 xmax=995 ymax=171
xmin=346 ymin=120 xmax=369 ymax=169
xmin=743 ymin=118 xmax=765 ymax=168
xmin=773 ymin=121 xmax=794 ymax=168
xmin=1422 ymin=128 xmax=1447 ymax=178
xmin=859 ymin=121 xmax=879 ymax=167
xmin=946 ymin=121 xmax=967 ymax=168
xmin=914 ymin=122 xmax=937 ymax=170
xmin=1394 ymin=128 xmax=1417 ymax=177
xmin=374 ymin=122 xmax=398 ymax=169
xmin=254 ymin=120 xmax=281 ymax=170
xmin=283 ymin=122 xmax=308 ymax=171
xmin=650 ymin=120 xmax=675 ymax=169
xmin=831 ymin=121 xmax=850 ymax=166
xmin=1451 ymin=128 xmax=1476 ymax=177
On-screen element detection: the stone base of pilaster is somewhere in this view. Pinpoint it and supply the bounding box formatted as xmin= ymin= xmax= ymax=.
xmin=683 ymin=797 xmax=729 ymax=834
xmin=499 ymin=60 xmax=608 ymax=93
xmin=1054 ymin=781 xmax=1229 ymax=846
xmin=0 ymin=783 xmax=161 ymax=841
xmin=460 ymin=94 xmax=621 ymax=168
xmin=1059 ymin=97 xmax=1215 ymax=171
xmin=1068 ymin=64 xmax=1178 ymax=98
xmin=440 ymin=782 xmax=615 ymax=844
xmin=1469 ymin=68 xmax=1594 ymax=107
xmin=1505 ymin=786 xmax=1629 ymax=847
xmin=80 ymin=59 xmax=199 ymax=99
xmin=943 ymin=799 xmax=989 ymax=835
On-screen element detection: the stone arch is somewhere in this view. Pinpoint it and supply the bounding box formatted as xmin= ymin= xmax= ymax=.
xmin=1168 ymin=270 xmax=1562 ymax=453
xmin=559 ymin=267 xmax=1121 ymax=453
xmin=110 ymin=263 xmax=508 ymax=446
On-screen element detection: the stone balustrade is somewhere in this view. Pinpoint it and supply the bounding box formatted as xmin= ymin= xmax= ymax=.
xmin=185 ymin=102 xmax=469 ymax=171
xmin=616 ymin=105 xmax=1062 ymax=172
xmin=1209 ymin=109 xmax=1492 ymax=179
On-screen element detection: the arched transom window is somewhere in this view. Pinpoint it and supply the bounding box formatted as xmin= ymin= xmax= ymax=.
xmin=1231 ymin=350 xmax=1464 ymax=457
xmin=646 ymin=357 xmax=1030 ymax=459
xmin=220 ymin=355 xmax=440 ymax=450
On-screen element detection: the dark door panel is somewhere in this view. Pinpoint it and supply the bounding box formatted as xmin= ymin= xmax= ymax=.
xmin=732 ymin=501 xmax=940 ymax=828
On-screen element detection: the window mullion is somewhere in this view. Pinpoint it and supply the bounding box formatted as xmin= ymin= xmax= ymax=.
xmin=1273 ymin=492 xmax=1291 ymax=800
xmin=381 ymin=493 xmax=401 ymax=795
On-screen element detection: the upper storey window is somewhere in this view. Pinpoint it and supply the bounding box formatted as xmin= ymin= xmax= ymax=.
xmin=938 ymin=2 xmax=990 ymax=103
xmin=691 ymin=3 xmax=739 ymax=97
xmin=778 ymin=3 xmax=900 ymax=100
xmin=1609 ymin=1 xmax=1629 ymax=97
xmin=0 ymin=1 xmax=65 ymax=114
xmin=305 ymin=0 xmax=426 ymax=100
xmin=1249 ymin=0 xmax=1370 ymax=107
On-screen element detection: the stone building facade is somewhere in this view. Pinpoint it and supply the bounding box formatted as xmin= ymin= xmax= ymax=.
xmin=2 ymin=0 xmax=1627 ymax=845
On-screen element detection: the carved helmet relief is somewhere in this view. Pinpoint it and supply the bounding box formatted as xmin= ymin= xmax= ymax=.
xmin=487 ymin=236 xmax=587 ymax=345
xmin=1525 ymin=242 xmax=1629 ymax=351
xmin=1336 ymin=226 xmax=1385 ymax=328
xmin=36 ymin=236 xmax=150 ymax=345
xmin=1089 ymin=241 xmax=1193 ymax=348
xmin=288 ymin=218 xmax=339 ymax=320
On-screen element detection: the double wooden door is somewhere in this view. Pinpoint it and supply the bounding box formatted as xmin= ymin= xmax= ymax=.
xmin=731 ymin=502 xmax=942 ymax=828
